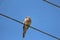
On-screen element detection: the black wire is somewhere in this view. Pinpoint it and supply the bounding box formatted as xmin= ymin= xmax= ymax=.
xmin=43 ymin=0 xmax=60 ymax=8
xmin=0 ymin=13 xmax=23 ymax=24
xmin=30 ymin=26 xmax=60 ymax=40
xmin=0 ymin=13 xmax=60 ymax=40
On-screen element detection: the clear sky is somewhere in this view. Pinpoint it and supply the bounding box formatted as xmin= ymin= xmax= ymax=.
xmin=0 ymin=0 xmax=60 ymax=40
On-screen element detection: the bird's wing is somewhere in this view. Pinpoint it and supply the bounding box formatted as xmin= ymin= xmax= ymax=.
xmin=23 ymin=25 xmax=29 ymax=38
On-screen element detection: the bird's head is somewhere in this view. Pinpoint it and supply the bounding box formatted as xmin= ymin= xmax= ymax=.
xmin=25 ymin=16 xmax=31 ymax=22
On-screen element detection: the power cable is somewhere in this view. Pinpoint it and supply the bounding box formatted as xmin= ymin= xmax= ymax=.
xmin=0 ymin=13 xmax=60 ymax=40
xmin=43 ymin=0 xmax=60 ymax=8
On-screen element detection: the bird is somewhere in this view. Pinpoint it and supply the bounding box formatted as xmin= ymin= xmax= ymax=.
xmin=23 ymin=16 xmax=31 ymax=38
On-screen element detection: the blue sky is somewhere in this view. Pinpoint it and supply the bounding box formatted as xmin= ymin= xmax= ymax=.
xmin=0 ymin=0 xmax=60 ymax=40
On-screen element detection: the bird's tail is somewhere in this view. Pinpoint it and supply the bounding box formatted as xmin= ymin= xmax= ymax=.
xmin=23 ymin=25 xmax=29 ymax=38
xmin=23 ymin=31 xmax=26 ymax=38
xmin=23 ymin=25 xmax=27 ymax=38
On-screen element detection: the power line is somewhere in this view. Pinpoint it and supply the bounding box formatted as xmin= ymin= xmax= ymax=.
xmin=43 ymin=0 xmax=60 ymax=8
xmin=0 ymin=13 xmax=60 ymax=40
